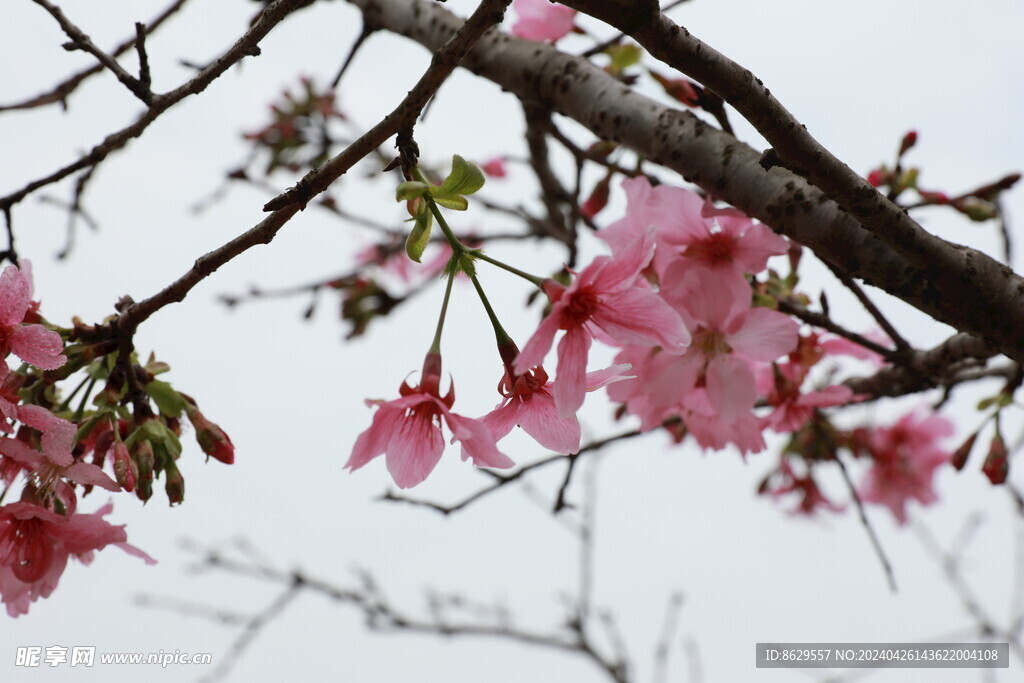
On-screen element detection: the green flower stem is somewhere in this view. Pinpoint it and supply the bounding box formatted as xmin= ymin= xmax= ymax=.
xmin=428 ymin=260 xmax=457 ymax=355
xmin=473 ymin=251 xmax=545 ymax=288
xmin=413 ymin=168 xmax=545 ymax=288
xmin=469 ymin=272 xmax=513 ymax=347
xmin=74 ymin=374 xmax=100 ymax=422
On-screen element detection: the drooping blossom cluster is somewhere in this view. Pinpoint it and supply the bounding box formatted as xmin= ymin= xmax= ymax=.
xmin=345 ymin=169 xmax=962 ymax=538
xmin=0 ymin=263 xmax=153 ymax=615
xmin=346 ymin=353 xmax=514 ymax=488
xmin=0 ymin=262 xmax=233 ymax=616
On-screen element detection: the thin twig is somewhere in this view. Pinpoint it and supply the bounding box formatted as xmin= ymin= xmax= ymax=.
xmin=820 ymin=259 xmax=911 ymax=352
xmin=33 ymin=0 xmax=153 ymax=104
xmin=114 ymin=0 xmax=512 ymax=337
xmin=0 ymin=0 xmax=188 ymax=112
xmin=1 ymin=0 xmax=308 ymax=212
xmin=381 ymin=427 xmax=643 ymax=515
xmin=834 ymin=455 xmax=897 ymax=592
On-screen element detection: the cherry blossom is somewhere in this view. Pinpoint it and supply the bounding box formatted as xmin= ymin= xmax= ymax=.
xmin=482 ymin=363 xmax=632 ymax=455
xmin=0 ymin=500 xmax=154 ymax=617
xmin=510 ymin=0 xmax=576 ymax=43
xmin=600 ymin=177 xmax=787 ymax=284
xmin=0 ymin=263 xmax=66 ymax=371
xmin=347 ymin=354 xmax=513 ymax=488
xmin=480 ymin=156 xmax=508 ymax=178
xmin=4 ymin=405 xmax=120 ymax=492
xmin=856 ymin=410 xmax=953 ymax=524
xmin=757 ymin=361 xmax=858 ymax=433
xmin=514 ymin=231 xmax=688 ymax=419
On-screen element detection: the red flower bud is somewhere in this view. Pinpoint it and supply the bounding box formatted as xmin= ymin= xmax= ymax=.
xmin=981 ymin=434 xmax=1008 ymax=485
xmin=581 ymin=174 xmax=612 ymax=220
xmin=898 ymin=130 xmax=918 ymax=157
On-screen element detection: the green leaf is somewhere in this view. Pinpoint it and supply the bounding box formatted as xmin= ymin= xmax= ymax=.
xmin=606 ymin=43 xmax=643 ymax=74
xmin=431 ymin=155 xmax=485 ymax=199
xmin=145 ymin=380 xmax=186 ymax=418
xmin=434 ymin=195 xmax=468 ymax=211
xmin=405 ymin=209 xmax=433 ymax=263
xmin=395 ymin=181 xmax=429 ymax=202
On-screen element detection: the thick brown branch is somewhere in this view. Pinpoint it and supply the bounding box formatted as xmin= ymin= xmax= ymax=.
xmin=343 ymin=0 xmax=1024 ymax=363
xmin=845 ymin=333 xmax=998 ymax=398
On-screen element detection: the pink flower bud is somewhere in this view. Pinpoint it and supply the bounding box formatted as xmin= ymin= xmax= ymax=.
xmin=112 ymin=440 xmax=138 ymax=492
xmin=183 ymin=400 xmax=235 ymax=465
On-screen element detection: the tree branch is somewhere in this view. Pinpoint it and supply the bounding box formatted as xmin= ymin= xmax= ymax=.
xmin=343 ymin=0 xmax=1024 ymax=363
xmin=0 ymin=0 xmax=189 ymax=112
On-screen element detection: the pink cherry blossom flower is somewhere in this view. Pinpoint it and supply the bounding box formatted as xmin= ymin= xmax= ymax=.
xmin=514 ymin=231 xmax=688 ymax=419
xmin=346 ymin=353 xmax=514 ymax=488
xmin=757 ymin=362 xmax=858 ymax=433
xmin=0 ymin=263 xmax=66 ymax=371
xmin=480 ymin=156 xmax=508 ymax=178
xmin=510 ymin=0 xmax=576 ymax=43
xmin=601 ymin=177 xmax=788 ymax=284
xmin=2 ymin=405 xmax=120 ymax=492
xmin=0 ymin=500 xmax=155 ymax=617
xmin=661 ymin=268 xmax=797 ymax=431
xmin=482 ymin=363 xmax=632 ymax=455
xmin=856 ymin=410 xmax=953 ymax=524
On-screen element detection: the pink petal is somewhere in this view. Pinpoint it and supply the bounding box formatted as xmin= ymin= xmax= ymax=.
xmin=594 ymin=228 xmax=655 ymax=293
xmin=510 ymin=0 xmax=575 ymax=42
xmin=592 ymin=288 xmax=689 ymax=350
xmin=385 ymin=412 xmax=444 ymax=488
xmin=516 ymin=393 xmax=581 ymax=454
xmin=10 ymin=325 xmax=66 ymax=370
xmin=730 ymin=223 xmax=789 ymax=273
xmin=662 ymin=264 xmax=749 ymax=330
xmin=54 ymin=511 xmax=129 ymax=555
xmin=705 ymin=356 xmax=757 ymax=421
xmin=16 ymin=405 xmax=74 ymax=467
xmin=115 ymin=542 xmax=157 ymax=565
xmin=514 ymin=306 xmax=564 ymax=374
xmin=445 ymin=412 xmax=515 ymax=469
xmin=553 ymin=326 xmax=591 ymax=419
xmin=64 ymin=463 xmax=121 ymax=492
xmin=583 ymin=364 xmax=635 ymax=391
xmin=0 ymin=266 xmax=30 ymax=327
xmin=0 ymin=437 xmax=44 ymax=467
xmin=644 ymin=351 xmax=702 ymax=409
xmin=346 ymin=404 xmax=403 ymax=472
xmin=727 ymin=308 xmax=799 ymax=362
xmin=479 ymin=400 xmax=519 ymax=442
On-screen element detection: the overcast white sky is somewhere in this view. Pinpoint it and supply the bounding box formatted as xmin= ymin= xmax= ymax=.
xmin=1 ymin=1 xmax=1023 ymax=681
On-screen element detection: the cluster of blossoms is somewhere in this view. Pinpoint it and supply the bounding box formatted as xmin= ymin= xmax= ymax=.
xmin=0 ymin=263 xmax=149 ymax=616
xmin=346 ymin=170 xmax=958 ymax=529
xmin=0 ymin=263 xmax=234 ymax=616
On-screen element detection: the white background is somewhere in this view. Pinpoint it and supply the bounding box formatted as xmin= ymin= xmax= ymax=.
xmin=1 ymin=0 xmax=1022 ymax=681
